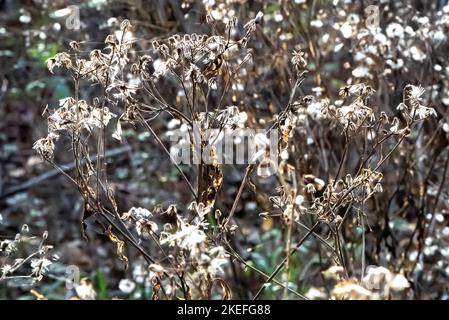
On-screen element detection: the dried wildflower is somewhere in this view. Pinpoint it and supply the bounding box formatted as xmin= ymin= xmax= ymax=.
xmin=112 ymin=117 xmax=123 ymax=142
xmin=386 ymin=23 xmax=404 ymax=38
xmin=303 ymin=174 xmax=325 ymax=191
xmin=415 ymin=105 xmax=437 ymax=119
xmin=305 ymin=287 xmax=327 ymax=299
xmin=69 ymin=41 xmax=79 ymax=51
xmin=254 ymin=11 xmax=264 ymax=24
xmin=409 ymin=46 xmax=426 ymax=61
xmin=406 ymin=84 xmax=425 ymax=102
xmin=89 ymin=107 xmax=117 ymax=128
xmin=202 ymin=54 xmax=223 ymax=79
xmin=0 ymin=264 xmax=13 ymax=279
xmin=257 ymin=157 xmax=277 ymax=178
xmin=205 ymin=14 xmax=215 ymax=24
xmin=118 ymin=279 xmax=136 ymax=294
xmin=30 ymin=257 xmax=52 ymax=280
xmin=207 ymin=246 xmax=228 ymax=276
xmin=160 ymin=219 xmax=207 ymax=257
xmin=105 ymin=34 xmax=118 ymax=46
xmin=241 ymin=51 xmax=253 ymax=66
xmin=322 ymin=265 xmax=345 ymax=280
xmin=337 ymin=101 xmax=374 ymax=131
xmin=243 ymin=11 xmax=263 ymax=34
xmin=46 ymin=52 xmax=72 ymax=73
xmin=305 ymin=183 xmax=316 ymax=194
xmin=352 ymin=66 xmax=371 ymax=78
xmin=152 ymin=59 xmax=168 ymax=79
xmin=185 ymin=63 xmax=202 ymax=82
xmin=149 ymin=263 xmax=165 ymax=274
xmin=333 ymin=280 xmax=373 ymax=300
xmin=33 ymin=134 xmax=57 ymax=160
xmin=120 ymin=19 xmax=131 ymax=31
xmin=362 ymin=266 xmax=392 ymax=290
xmin=291 ymin=49 xmax=307 ymax=72
xmin=399 ymin=85 xmax=436 ymax=121
xmin=107 ymin=80 xmax=138 ymax=101
xmin=339 ymin=22 xmax=353 ymax=39
xmin=75 ymin=278 xmax=97 ymax=300
xmin=282 ymin=205 xmax=296 ymax=223
xmin=188 ymin=201 xmax=210 ymax=220
xmin=390 ymin=274 xmax=410 ymax=291
xmin=208 ymin=77 xmax=218 ymax=90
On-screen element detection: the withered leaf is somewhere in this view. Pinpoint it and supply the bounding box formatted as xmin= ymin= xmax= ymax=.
xmin=212 ymin=278 xmax=232 ymax=300
xmin=106 ymin=225 xmax=129 ymax=269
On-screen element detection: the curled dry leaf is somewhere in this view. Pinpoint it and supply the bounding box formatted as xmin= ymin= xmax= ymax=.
xmin=107 ymin=226 xmax=129 ymax=269
xmin=212 ymin=278 xmax=232 ymax=300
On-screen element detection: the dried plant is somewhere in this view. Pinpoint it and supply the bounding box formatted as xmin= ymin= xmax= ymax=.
xmin=6 ymin=0 xmax=446 ymax=300
xmin=1 ymin=225 xmax=56 ymax=285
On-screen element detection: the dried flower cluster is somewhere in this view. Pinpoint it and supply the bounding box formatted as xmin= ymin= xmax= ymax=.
xmin=1 ymin=225 xmax=56 ymax=284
